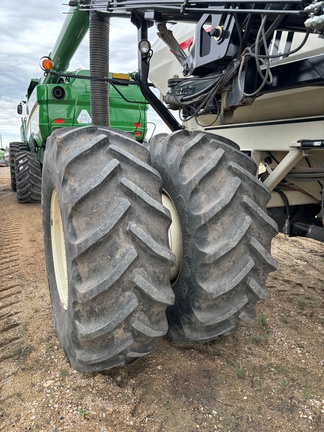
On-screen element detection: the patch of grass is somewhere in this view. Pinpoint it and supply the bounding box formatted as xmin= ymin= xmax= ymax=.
xmin=275 ymin=364 xmax=289 ymax=375
xmin=279 ymin=315 xmax=289 ymax=324
xmin=300 ymin=367 xmax=311 ymax=377
xmin=206 ymin=338 xmax=224 ymax=356
xmin=60 ymin=368 xmax=69 ymax=379
xmin=302 ymin=390 xmax=314 ymax=400
xmin=247 ymin=315 xmax=271 ymax=345
xmin=18 ymin=344 xmax=35 ymax=360
xmin=296 ymin=297 xmax=314 ymax=310
xmin=78 ymin=408 xmax=90 ymax=418
xmin=233 ymin=363 xmax=246 ymax=379
xmin=250 ymin=332 xmax=269 ymax=345
xmin=208 ymin=337 xmax=223 ymax=345
xmin=258 ymin=314 xmax=268 ymax=328
xmin=28 ymin=357 xmax=48 ymax=371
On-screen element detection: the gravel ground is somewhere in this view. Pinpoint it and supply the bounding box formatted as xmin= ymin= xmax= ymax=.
xmin=0 ymin=165 xmax=323 ymax=431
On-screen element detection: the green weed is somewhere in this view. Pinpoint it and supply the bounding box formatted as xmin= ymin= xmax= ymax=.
xmin=296 ymin=297 xmax=313 ymax=310
xmin=276 ymin=364 xmax=289 ymax=375
xmin=78 ymin=408 xmax=90 ymax=418
xmin=279 ymin=315 xmax=289 ymax=324
xmin=250 ymin=333 xmax=269 ymax=345
xmin=258 ymin=314 xmax=268 ymax=328
xmin=302 ymin=390 xmax=314 ymax=400
xmin=233 ymin=363 xmax=246 ymax=379
xmin=60 ymin=368 xmax=69 ymax=379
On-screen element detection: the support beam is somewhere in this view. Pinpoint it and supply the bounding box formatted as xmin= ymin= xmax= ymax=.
xmin=263 ymin=148 xmax=304 ymax=191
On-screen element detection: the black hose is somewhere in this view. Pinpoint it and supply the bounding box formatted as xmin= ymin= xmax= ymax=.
xmin=290 ymin=222 xmax=324 ymax=243
xmin=274 ymin=188 xmax=290 ymax=234
xmin=90 ymin=11 xmax=110 ymax=127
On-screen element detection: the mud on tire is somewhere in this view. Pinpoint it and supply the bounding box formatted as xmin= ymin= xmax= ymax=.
xmin=42 ymin=126 xmax=175 ymax=372
xmin=150 ymin=130 xmax=278 ymax=343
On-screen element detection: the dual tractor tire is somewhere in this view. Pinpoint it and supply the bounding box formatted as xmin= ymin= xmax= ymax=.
xmin=9 ymin=141 xmax=28 ymax=191
xmin=14 ymin=151 xmax=42 ymax=203
xmin=9 ymin=142 xmax=42 ymax=203
xmin=42 ymin=126 xmax=277 ymax=372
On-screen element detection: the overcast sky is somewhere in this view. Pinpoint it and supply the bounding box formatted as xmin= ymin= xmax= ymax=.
xmin=0 ymin=0 xmax=169 ymax=148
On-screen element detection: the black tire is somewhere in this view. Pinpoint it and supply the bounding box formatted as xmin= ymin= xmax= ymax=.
xmin=9 ymin=142 xmax=28 ymax=191
xmin=150 ymin=130 xmax=278 ymax=343
xmin=42 ymin=126 xmax=175 ymax=372
xmin=15 ymin=151 xmax=42 ymax=203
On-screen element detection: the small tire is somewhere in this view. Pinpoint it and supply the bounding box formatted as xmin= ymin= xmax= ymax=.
xmin=15 ymin=151 xmax=42 ymax=203
xmin=150 ymin=130 xmax=278 ymax=343
xmin=9 ymin=142 xmax=28 ymax=191
xmin=42 ymin=126 xmax=175 ymax=372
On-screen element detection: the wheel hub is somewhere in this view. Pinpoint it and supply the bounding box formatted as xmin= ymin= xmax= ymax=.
xmin=50 ymin=189 xmax=68 ymax=310
xmin=162 ymin=191 xmax=183 ymax=282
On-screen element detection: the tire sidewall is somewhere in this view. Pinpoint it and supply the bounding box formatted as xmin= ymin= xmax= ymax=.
xmin=150 ymin=130 xmax=276 ymax=342
xmin=42 ymin=156 xmax=71 ymax=354
xmin=154 ymin=160 xmax=194 ymax=305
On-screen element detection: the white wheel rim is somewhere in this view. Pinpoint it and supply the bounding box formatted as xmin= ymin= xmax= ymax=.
xmin=162 ymin=191 xmax=183 ymax=282
xmin=50 ymin=189 xmax=68 ymax=310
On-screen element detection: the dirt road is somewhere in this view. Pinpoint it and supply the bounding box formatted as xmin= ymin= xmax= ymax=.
xmin=0 ymin=165 xmax=323 ymax=431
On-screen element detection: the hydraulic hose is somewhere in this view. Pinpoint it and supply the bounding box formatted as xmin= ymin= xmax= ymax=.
xmin=90 ymin=11 xmax=110 ymax=127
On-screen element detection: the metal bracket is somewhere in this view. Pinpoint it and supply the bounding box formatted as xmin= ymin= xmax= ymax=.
xmin=134 ymin=17 xmax=182 ymax=132
xmin=157 ymin=22 xmax=187 ymax=66
xmin=263 ymin=148 xmax=304 ymax=192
